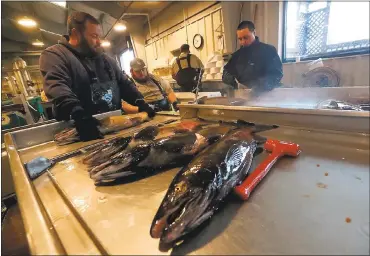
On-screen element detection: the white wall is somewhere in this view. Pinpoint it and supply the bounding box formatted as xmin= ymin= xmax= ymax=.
xmin=142 ymin=2 xmax=224 ymax=72
xmin=282 ymin=55 xmax=370 ymax=87
xmin=221 ymin=1 xmax=281 ymax=53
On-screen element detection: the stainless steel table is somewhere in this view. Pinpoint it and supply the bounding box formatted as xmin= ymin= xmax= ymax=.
xmin=4 ymin=106 xmax=369 ymax=255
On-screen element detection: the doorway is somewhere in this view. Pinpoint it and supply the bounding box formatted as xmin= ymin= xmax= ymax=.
xmin=119 ymin=49 xmax=135 ymax=77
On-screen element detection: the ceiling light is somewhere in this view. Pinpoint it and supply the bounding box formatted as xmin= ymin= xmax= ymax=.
xmin=18 ymin=17 xmax=37 ymax=28
xmin=32 ymin=40 xmax=44 ymax=46
xmin=101 ymin=41 xmax=111 ymax=47
xmin=114 ymin=23 xmax=127 ymax=32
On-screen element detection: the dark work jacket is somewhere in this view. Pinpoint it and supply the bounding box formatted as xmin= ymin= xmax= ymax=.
xmin=222 ymin=37 xmax=283 ymax=92
xmin=39 ymin=38 xmax=144 ymax=120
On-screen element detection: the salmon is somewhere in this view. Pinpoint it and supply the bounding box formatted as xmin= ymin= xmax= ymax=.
xmin=150 ymin=124 xmax=278 ymax=249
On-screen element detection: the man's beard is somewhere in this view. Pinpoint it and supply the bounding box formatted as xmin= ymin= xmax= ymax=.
xmin=133 ymin=75 xmax=148 ymax=83
xmin=79 ymin=36 xmax=102 ymax=57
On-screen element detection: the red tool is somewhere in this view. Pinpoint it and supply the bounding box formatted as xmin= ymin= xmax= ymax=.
xmin=234 ymin=139 xmax=301 ymax=200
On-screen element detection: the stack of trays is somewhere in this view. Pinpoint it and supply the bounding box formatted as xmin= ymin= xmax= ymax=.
xmin=202 ymin=53 xmax=226 ymax=81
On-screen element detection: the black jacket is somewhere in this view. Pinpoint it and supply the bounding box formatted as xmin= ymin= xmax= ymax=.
xmin=223 ymin=37 xmax=283 ymax=92
xmin=39 ymin=39 xmax=144 ymax=120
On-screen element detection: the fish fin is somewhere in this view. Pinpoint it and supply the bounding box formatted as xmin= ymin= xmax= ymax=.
xmin=252 ymin=124 xmax=279 ymax=133
xmin=236 ymin=120 xmax=255 ymax=127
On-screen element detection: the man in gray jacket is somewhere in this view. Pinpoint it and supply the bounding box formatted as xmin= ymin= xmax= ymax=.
xmin=39 ymin=11 xmax=154 ymax=141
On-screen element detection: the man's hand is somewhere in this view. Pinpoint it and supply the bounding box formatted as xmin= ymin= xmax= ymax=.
xmin=222 ymin=70 xmax=238 ymax=89
xmin=71 ymin=107 xmax=103 ymax=141
xmin=122 ymin=101 xmax=139 ymax=114
xmin=136 ymin=100 xmax=156 ymax=118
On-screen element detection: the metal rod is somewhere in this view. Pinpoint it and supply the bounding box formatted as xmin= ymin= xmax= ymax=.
xmin=19 ymin=94 xmax=35 ymax=125
xmin=183 ymin=8 xmax=189 ymax=44
xmin=39 ymin=28 xmax=62 ymax=37
xmin=145 ymin=5 xmax=222 ymax=46
xmin=147 ymin=14 xmax=152 ymax=39
xmin=194 ymin=69 xmax=204 ymax=104
xmin=211 ymin=12 xmax=215 ymax=52
xmin=204 ymin=16 xmax=208 ymax=57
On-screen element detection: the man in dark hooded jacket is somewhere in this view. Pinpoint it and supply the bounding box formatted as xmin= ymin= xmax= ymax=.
xmin=223 ymin=21 xmax=283 ymax=96
xmin=39 ymin=12 xmax=155 ymax=142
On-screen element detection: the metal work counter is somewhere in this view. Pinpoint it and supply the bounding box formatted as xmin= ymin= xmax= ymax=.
xmin=5 ymin=106 xmax=369 ymax=255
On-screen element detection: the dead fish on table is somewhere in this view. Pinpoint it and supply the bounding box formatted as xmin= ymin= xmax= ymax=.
xmin=161 ymin=120 xmax=208 ymax=134
xmin=54 ymin=112 xmax=149 ymax=145
xmin=150 ymin=124 xmax=277 ymax=249
xmin=89 ymin=125 xmax=233 ymax=184
xmin=54 ymin=127 xmax=80 ymax=145
xmin=82 ymin=125 xmax=161 ymax=167
xmin=82 ymin=120 xmax=209 ymax=168
xmin=82 ymin=137 xmax=132 ymax=166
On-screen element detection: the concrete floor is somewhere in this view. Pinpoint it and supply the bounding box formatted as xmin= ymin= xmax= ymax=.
xmin=1 ymin=199 xmax=30 ymax=255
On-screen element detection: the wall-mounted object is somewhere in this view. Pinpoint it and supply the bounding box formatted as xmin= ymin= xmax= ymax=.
xmin=193 ymin=34 xmax=204 ymax=49
xmin=301 ymin=66 xmax=340 ymax=88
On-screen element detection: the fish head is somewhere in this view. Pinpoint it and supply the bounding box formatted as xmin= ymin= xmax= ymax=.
xmin=150 ymin=166 xmax=216 ymax=244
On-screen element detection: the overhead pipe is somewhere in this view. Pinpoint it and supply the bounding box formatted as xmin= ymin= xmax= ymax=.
xmin=183 ymin=9 xmax=188 ymax=44
xmin=145 ymin=4 xmax=222 ymax=47
xmin=39 ymin=28 xmax=62 ymax=37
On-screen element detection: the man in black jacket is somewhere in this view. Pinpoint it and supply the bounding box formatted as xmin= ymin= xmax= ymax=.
xmin=39 ymin=12 xmax=155 ymax=142
xmin=222 ymin=21 xmax=283 ymax=96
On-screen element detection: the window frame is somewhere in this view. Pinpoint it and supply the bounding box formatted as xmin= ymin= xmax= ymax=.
xmin=281 ymin=1 xmax=370 ymax=63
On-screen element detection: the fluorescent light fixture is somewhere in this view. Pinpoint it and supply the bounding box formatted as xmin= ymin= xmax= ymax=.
xmin=114 ymin=23 xmax=127 ymax=32
xmin=18 ymin=17 xmax=37 ymax=28
xmin=32 ymin=40 xmax=44 ymax=46
xmin=101 ymin=41 xmax=111 ymax=47
xmin=49 ymin=1 xmax=66 ymax=8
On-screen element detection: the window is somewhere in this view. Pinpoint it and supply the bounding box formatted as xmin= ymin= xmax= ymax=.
xmin=283 ymin=1 xmax=370 ymax=62
xmin=119 ymin=49 xmax=135 ymax=76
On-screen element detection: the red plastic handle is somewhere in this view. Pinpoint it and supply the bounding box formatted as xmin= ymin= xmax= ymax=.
xmin=234 ymin=151 xmax=282 ymax=200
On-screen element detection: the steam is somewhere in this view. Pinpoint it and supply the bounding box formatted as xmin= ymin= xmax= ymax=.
xmin=220 ymin=84 xmax=367 ymax=110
